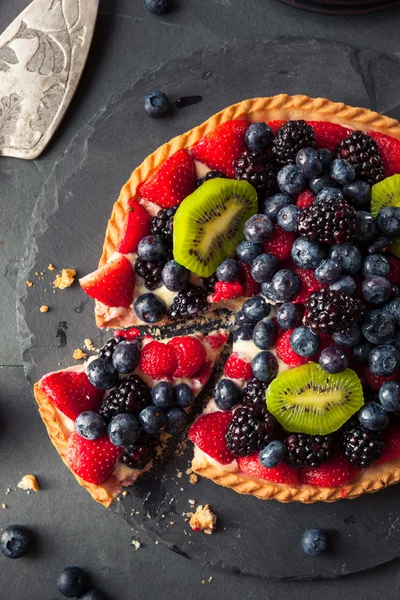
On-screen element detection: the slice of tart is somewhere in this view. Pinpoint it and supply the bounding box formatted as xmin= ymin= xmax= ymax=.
xmin=34 ymin=328 xmax=229 ymax=507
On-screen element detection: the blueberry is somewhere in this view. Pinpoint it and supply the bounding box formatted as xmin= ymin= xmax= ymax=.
xmin=259 ymin=440 xmax=287 ymax=468
xmin=174 ymin=383 xmax=195 ymax=409
xmin=379 ymin=382 xmax=400 ymax=412
xmin=151 ymin=381 xmax=175 ymax=408
xmin=301 ymin=528 xmax=328 ymax=555
xmin=216 ymin=258 xmax=240 ymax=282
xmin=291 ymin=237 xmax=326 ymax=269
xmin=319 ymin=346 xmax=349 ymax=374
xmin=235 ymin=310 xmax=252 ymax=326
xmin=358 ymin=403 xmax=390 ymax=431
xmin=290 ymin=327 xmax=320 ymax=357
xmin=138 ymin=406 xmax=167 ymax=434
xmin=384 ymin=297 xmax=400 ymax=325
xmin=362 ymin=254 xmax=390 ymax=278
xmin=144 ymin=90 xmax=170 ymax=117
xmin=332 ymin=324 xmax=362 ymax=348
xmin=245 ymin=122 xmax=274 ymax=150
xmin=251 ymin=351 xmax=278 ymax=382
xmin=277 ymin=204 xmax=300 ymax=232
xmin=75 ymin=411 xmax=106 ymax=441
xmin=251 ymin=252 xmax=278 ymax=283
xmin=233 ymin=324 xmax=254 ymax=342
xmin=330 ymin=158 xmax=355 ymax=185
xmin=144 ymin=0 xmax=170 ymax=14
xmin=276 ymin=302 xmax=303 ymax=330
xmin=309 ymin=173 xmax=332 ymax=194
xmin=108 ymin=413 xmax=141 ymax=446
xmin=57 ymin=567 xmax=89 ymax=597
xmin=315 ymin=186 xmax=344 ymax=204
xmin=138 ymin=234 xmax=165 ymax=261
xmin=215 ymin=379 xmax=242 ymax=410
xmin=361 ymin=310 xmax=396 ymax=344
xmin=295 ymin=147 xmax=322 ymax=179
xmin=271 ymin=269 xmax=301 ymax=301
xmin=315 ymin=259 xmax=342 ymax=284
xmin=0 ymin=525 xmax=32 ymax=559
xmin=86 ymin=358 xmax=118 ymax=390
xmin=329 ymin=275 xmax=356 ymax=295
xmin=369 ymin=344 xmax=400 ymax=376
xmin=377 ymin=206 xmax=400 ymax=237
xmin=236 ymin=240 xmax=262 ymax=264
xmin=166 ymin=407 xmax=188 ymax=433
xmin=134 ymin=293 xmax=167 ymax=323
xmin=343 ymin=180 xmax=371 ymax=208
xmin=244 ymin=214 xmax=274 ymax=243
xmin=353 ymin=342 xmax=374 ymax=364
xmin=261 ymin=281 xmax=279 ymax=302
xmin=263 ymin=193 xmax=291 ymax=221
xmin=328 ymin=244 xmax=362 ymax=275
xmin=78 ymin=592 xmax=106 ymax=600
xmin=242 ymin=295 xmax=271 ymax=321
xmin=362 ymin=276 xmax=391 ymax=304
xmin=162 ymin=260 xmax=190 ymax=291
xmin=252 ymin=318 xmax=276 ymax=350
xmin=277 ymin=165 xmax=306 ymax=194
xmin=317 ymin=148 xmax=333 ymax=169
xmin=112 ymin=341 xmax=140 ymax=374
xmin=367 ymin=236 xmax=391 ymax=255
xmin=355 ymin=211 xmax=377 ymax=241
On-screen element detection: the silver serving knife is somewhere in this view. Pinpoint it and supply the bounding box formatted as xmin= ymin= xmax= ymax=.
xmin=0 ymin=0 xmax=99 ymax=159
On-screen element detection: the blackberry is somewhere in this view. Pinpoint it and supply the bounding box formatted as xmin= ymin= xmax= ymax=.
xmin=202 ymin=273 xmax=218 ymax=293
xmin=304 ymin=289 xmax=365 ymax=335
xmin=99 ymin=374 xmax=151 ymax=422
xmin=98 ymin=338 xmax=118 ymax=360
xmin=296 ymin=197 xmax=357 ymax=245
xmin=225 ymin=406 xmax=278 ymax=457
xmin=135 ymin=251 xmax=171 ymax=290
xmin=233 ymin=149 xmax=278 ymax=199
xmin=242 ymin=378 xmax=268 ymax=416
xmin=167 ymin=284 xmax=209 ymax=319
xmin=335 ymin=131 xmax=384 ymax=185
xmin=341 ymin=420 xmax=385 ymax=468
xmin=196 ymin=170 xmax=226 ymax=188
xmin=120 ymin=433 xmax=158 ymax=470
xmin=285 ymin=433 xmax=334 ymax=469
xmin=272 ymin=120 xmax=316 ymax=168
xmin=150 ymin=207 xmax=177 ymax=244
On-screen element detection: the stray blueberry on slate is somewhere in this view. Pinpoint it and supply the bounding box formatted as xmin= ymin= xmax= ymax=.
xmin=369 ymin=344 xmax=400 ymax=376
xmin=245 ymin=122 xmax=274 ymax=150
xmin=236 ymin=240 xmax=262 ymax=264
xmin=215 ymin=379 xmax=242 ymax=410
xmin=242 ymin=295 xmax=271 ymax=322
xmin=152 ymin=381 xmax=175 ymax=408
xmin=330 ymin=158 xmax=355 ymax=185
xmin=358 ymin=403 xmax=390 ymax=431
xmin=291 ymin=237 xmax=325 ymax=269
xmin=251 ymin=252 xmax=278 ymax=283
xmin=317 ymin=148 xmax=333 ymax=169
xmin=244 ymin=214 xmax=274 ymax=243
xmin=75 ymin=411 xmax=106 ymax=441
xmin=251 ymin=351 xmax=278 ymax=382
xmin=134 ymin=293 xmax=167 ymax=323
xmin=108 ymin=413 xmax=141 ymax=446
xmin=162 ymin=260 xmax=190 ymax=292
xmin=367 ymin=236 xmax=391 ymax=255
xmin=112 ymin=341 xmax=140 ymax=374
xmin=277 ymin=204 xmax=299 ymax=232
xmin=379 ymin=382 xmax=400 ymax=412
xmin=319 ymin=346 xmax=349 ymax=374
xmin=78 ymin=591 xmax=107 ymax=600
xmin=233 ymin=324 xmax=254 ymax=342
xmin=175 ymin=383 xmax=195 ymax=409
xmin=384 ymin=297 xmax=400 ymax=325
xmin=295 ymin=147 xmax=322 ymax=179
xmin=259 ymin=440 xmax=287 ymax=468
xmin=290 ymin=327 xmax=320 ymax=357
xmin=332 ymin=324 xmax=362 ymax=348
xmin=0 ymin=525 xmax=32 ymax=559
xmin=277 ymin=165 xmax=305 ymax=195
xmin=376 ymin=206 xmax=400 ymax=237
xmin=315 ymin=186 xmax=344 ymax=204
xmin=139 ymin=406 xmax=167 ymax=435
xmin=86 ymin=358 xmax=118 ymax=390
xmin=57 ymin=566 xmax=90 ymax=598
xmin=362 ymin=276 xmax=392 ymax=305
xmin=362 ymin=254 xmax=390 ymax=278
xmin=328 ymin=244 xmax=362 ymax=275
xmin=144 ymin=90 xmax=170 ymax=117
xmin=252 ymin=318 xmax=276 ymax=350
xmin=342 ymin=179 xmax=371 ymax=208
xmin=301 ymin=528 xmax=328 ymax=556
xmin=263 ymin=193 xmax=291 ymax=221
xmin=138 ymin=235 xmax=165 ymax=261
xmin=271 ymin=269 xmax=301 ymax=301
xmin=353 ymin=342 xmax=374 ymax=364
xmin=276 ymin=302 xmax=303 ymax=330
xmin=329 ymin=275 xmax=356 ymax=295
xmin=216 ymin=258 xmax=240 ymax=282
xmin=315 ymin=259 xmax=342 ymax=285
xmin=166 ymin=407 xmax=187 ymax=433
xmin=309 ymin=173 xmax=332 ymax=194
xmin=355 ymin=211 xmax=377 ymax=241
xmin=361 ymin=310 xmax=396 ymax=344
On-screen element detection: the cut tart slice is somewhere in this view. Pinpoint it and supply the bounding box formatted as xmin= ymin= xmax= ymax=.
xmin=34 ymin=328 xmax=229 ymax=507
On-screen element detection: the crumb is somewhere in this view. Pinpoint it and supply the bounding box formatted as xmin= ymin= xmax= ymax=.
xmin=176 ymin=471 xmax=183 ymax=479
xmin=5 ymin=488 xmax=10 ymax=495
xmin=170 ymin=521 xmax=175 ymax=525
xmin=73 ymin=348 xmax=87 ymax=361
xmin=53 ymin=268 xmax=76 ymax=289
xmin=34 ymin=271 xmax=39 ymax=276
xmin=40 ymin=305 xmax=49 ymax=313
xmin=26 ymin=280 xmax=33 ymax=287
xmin=2 ymin=504 xmax=6 ymax=509
xmin=48 ymin=263 xmax=55 ymax=271
xmin=186 ymin=468 xmax=193 ymax=475
xmin=189 ymin=505 xmax=217 ymax=535
xmin=208 ymin=577 xmax=213 ymax=582
xmin=122 ymin=491 xmax=128 ymax=497
xmin=84 ymin=338 xmax=94 ymax=351
xmin=201 ymin=580 xmax=206 ymax=585
xmin=188 ymin=499 xmax=196 ymax=505
xmin=131 ymin=539 xmax=141 ymax=550
xmin=17 ymin=475 xmax=39 ymax=492
xmin=189 ymin=473 xmax=198 ymax=485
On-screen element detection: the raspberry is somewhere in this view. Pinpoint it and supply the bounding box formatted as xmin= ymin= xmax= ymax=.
xmin=223 ymin=353 xmax=253 ymax=380
xmin=275 ymin=330 xmax=310 ymax=367
xmin=210 ymin=280 xmax=243 ymax=302
xmin=362 ymin=366 xmax=400 ymax=391
xmin=238 ymin=261 xmax=260 ymax=297
xmin=192 ymin=361 xmax=212 ymax=386
xmin=299 ymin=454 xmax=360 ymax=487
xmin=293 ymin=268 xmax=326 ymax=304
xmin=139 ymin=341 xmax=177 ymax=378
xmin=387 ymin=255 xmax=400 ymax=286
xmin=262 ymin=225 xmax=297 ymax=261
xmin=114 ymin=328 xmax=141 ymax=341
xmin=306 ymin=121 xmax=352 ymax=152
xmin=296 ymin=190 xmax=315 ymax=209
xmin=167 ymin=336 xmax=206 ymax=378
xmin=206 ymin=332 xmax=229 ymax=349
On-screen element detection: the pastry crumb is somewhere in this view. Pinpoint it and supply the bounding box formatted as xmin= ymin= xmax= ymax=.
xmin=189 ymin=473 xmax=199 ymax=485
xmin=176 ymin=470 xmax=183 ymax=479
xmin=84 ymin=338 xmax=94 ymax=351
xmin=17 ymin=475 xmax=39 ymax=492
xmin=188 ymin=499 xmax=196 ymax=505
xmin=40 ymin=305 xmax=49 ymax=313
xmin=48 ymin=263 xmax=55 ymax=271
xmin=122 ymin=491 xmax=128 ymax=497
xmin=26 ymin=280 xmax=33 ymax=287
xmin=131 ymin=539 xmax=141 ymax=550
xmin=73 ymin=348 xmax=87 ymax=361
xmin=189 ymin=505 xmax=217 ymax=534
xmin=2 ymin=504 xmax=7 ymax=509
xmin=53 ymin=268 xmax=76 ymax=289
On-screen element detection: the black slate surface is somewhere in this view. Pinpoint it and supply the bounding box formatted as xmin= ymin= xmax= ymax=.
xmin=17 ymin=39 xmax=400 ymax=582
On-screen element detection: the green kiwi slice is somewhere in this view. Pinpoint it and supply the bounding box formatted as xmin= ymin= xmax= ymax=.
xmin=371 ymin=174 xmax=400 ymax=217
xmin=266 ymin=363 xmax=364 ymax=435
xmin=173 ymin=178 xmax=258 ymax=277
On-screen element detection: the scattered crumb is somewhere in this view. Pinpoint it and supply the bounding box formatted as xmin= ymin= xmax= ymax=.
xmin=40 ymin=305 xmax=49 ymax=313
xmin=188 ymin=499 xmax=196 ymax=506
xmin=176 ymin=471 xmax=183 ymax=479
xmin=189 ymin=505 xmax=217 ymax=535
xmin=201 ymin=580 xmax=206 ymax=585
xmin=34 ymin=271 xmax=39 ymax=276
xmin=5 ymin=488 xmax=10 ymax=495
xmin=84 ymin=338 xmax=94 ymax=351
xmin=186 ymin=468 xmax=193 ymax=475
xmin=0 ymin=240 xmax=2 ymax=244
xmin=2 ymin=504 xmax=6 ymax=509
xmin=73 ymin=348 xmax=87 ymax=361
xmin=26 ymin=280 xmax=33 ymax=287
xmin=208 ymin=577 xmax=213 ymax=582
xmin=122 ymin=491 xmax=128 ymax=497
xmin=48 ymin=263 xmax=55 ymax=271
xmin=189 ymin=473 xmax=199 ymax=485
xmin=53 ymin=268 xmax=76 ymax=289
xmin=170 ymin=521 xmax=175 ymax=525
xmin=131 ymin=539 xmax=141 ymax=550
xmin=17 ymin=475 xmax=39 ymax=492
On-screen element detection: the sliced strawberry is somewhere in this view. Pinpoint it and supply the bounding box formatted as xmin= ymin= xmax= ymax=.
xmin=275 ymin=330 xmax=310 ymax=368
xmin=114 ymin=328 xmax=141 ymax=341
xmin=138 ymin=150 xmax=196 ymax=208
xmin=188 ymin=411 xmax=234 ymax=465
xmin=238 ymin=261 xmax=260 ymax=297
xmin=266 ymin=120 xmax=286 ymax=134
xmin=116 ymin=201 xmax=151 ymax=254
xmin=368 ymin=130 xmax=400 ymax=176
xmin=39 ymin=371 xmax=104 ymax=421
xmin=387 ymin=255 xmax=400 ymax=286
xmin=167 ymin=336 xmax=206 ymax=378
xmin=293 ymin=267 xmax=326 ymax=304
xmin=300 ymin=454 xmax=360 ymax=487
xmin=209 ymin=280 xmax=243 ymax=303
xmin=191 ymin=120 xmax=248 ymax=178
xmin=67 ymin=431 xmax=123 ymax=485
xmin=191 ymin=361 xmax=212 ymax=387
xmin=378 ymin=427 xmax=400 ymax=463
xmin=362 ymin=366 xmax=400 ymax=391
xmin=262 ymin=225 xmax=297 ymax=261
xmin=306 ymin=121 xmax=352 ymax=152
xmin=296 ymin=190 xmax=315 ymax=209
xmin=238 ymin=453 xmax=300 ymax=485
xmin=80 ymin=256 xmax=134 ymax=309
xmin=206 ymin=331 xmax=229 ymax=350
xmin=224 ymin=353 xmax=253 ymax=380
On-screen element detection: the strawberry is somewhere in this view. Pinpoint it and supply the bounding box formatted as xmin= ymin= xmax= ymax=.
xmin=115 ymin=201 xmax=151 ymax=254
xmin=299 ymin=454 xmax=360 ymax=487
xmin=191 ymin=361 xmax=212 ymax=387
xmin=206 ymin=331 xmax=229 ymax=350
xmin=114 ymin=328 xmax=141 ymax=341
xmin=67 ymin=431 xmax=122 ymax=485
xmin=80 ymin=256 xmax=135 ymax=309
xmin=387 ymin=255 xmax=400 ymax=286
xmin=266 ymin=120 xmax=286 ymax=134
xmin=296 ymin=190 xmax=315 ymax=209
xmin=368 ymin=130 xmax=400 ymax=176
xmin=275 ymin=330 xmax=310 ymax=368
xmin=137 ymin=150 xmax=196 ymax=208
xmin=362 ymin=366 xmax=400 ymax=391
xmin=188 ymin=411 xmax=234 ymax=465
xmin=139 ymin=341 xmax=177 ymax=378
xmin=224 ymin=353 xmax=253 ymax=380
xmin=39 ymin=371 xmax=104 ymax=421
xmin=167 ymin=336 xmax=206 ymax=378
xmin=191 ymin=120 xmax=248 ymax=178
xmin=306 ymin=121 xmax=352 ymax=152
xmin=262 ymin=225 xmax=297 ymax=261
xmin=238 ymin=453 xmax=299 ymax=485
xmin=209 ymin=280 xmax=243 ymax=303
xmin=378 ymin=427 xmax=400 ymax=463
xmin=238 ymin=261 xmax=260 ymax=297
xmin=293 ymin=267 xmax=325 ymax=304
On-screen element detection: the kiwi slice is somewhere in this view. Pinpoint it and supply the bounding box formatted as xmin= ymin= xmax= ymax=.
xmin=390 ymin=238 xmax=400 ymax=259
xmin=173 ymin=178 xmax=258 ymax=277
xmin=371 ymin=174 xmax=400 ymax=217
xmin=266 ymin=363 xmax=364 ymax=435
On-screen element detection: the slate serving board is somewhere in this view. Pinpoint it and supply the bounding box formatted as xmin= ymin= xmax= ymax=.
xmin=18 ymin=39 xmax=400 ymax=580
xmin=277 ymin=0 xmax=400 ymax=15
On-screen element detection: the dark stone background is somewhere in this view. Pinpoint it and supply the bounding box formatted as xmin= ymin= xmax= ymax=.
xmin=2 ymin=0 xmax=400 ymax=597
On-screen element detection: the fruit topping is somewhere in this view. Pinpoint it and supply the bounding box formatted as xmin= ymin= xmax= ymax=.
xmin=296 ymin=189 xmax=315 ymax=209
xmin=98 ymin=339 xmax=118 ymax=360
xmin=188 ymin=411 xmax=235 ymax=464
xmin=379 ymin=381 xmax=400 ymax=412
xmin=341 ymin=419 xmax=385 ymax=467
xmin=335 ymin=131 xmax=384 ymax=185
xmin=66 ymin=431 xmax=123 ymax=485
xmin=196 ymin=170 xmax=227 ymax=187
xmin=358 ymin=403 xmax=390 ymax=431
xmin=215 ymin=378 xmax=243 ymax=410
xmin=209 ymin=280 xmax=243 ymax=302
xmin=285 ymin=432 xmax=333 ymax=469
xmin=291 ymin=237 xmax=325 ymax=269
xmin=139 ymin=341 xmax=177 ymax=378
xmin=252 ymin=351 xmax=278 ymax=383
xmin=116 ymin=201 xmax=151 ymax=254
xmin=272 ymin=120 xmax=316 ymax=167
xmin=223 ymin=352 xmax=253 ymax=380
xmin=121 ymin=432 xmax=158 ymax=469
xmin=368 ymin=130 xmax=400 ymax=177
xmin=237 ymin=453 xmax=300 ymax=484
xmin=99 ymin=374 xmax=151 ymax=422
xmin=167 ymin=336 xmax=206 ymax=377
xmin=245 ymin=122 xmax=274 ymax=150
xmin=150 ymin=206 xmax=177 ymax=244
xmin=75 ymin=412 xmax=106 ymax=441
xmin=234 ymin=149 xmax=278 ymax=199
xmin=290 ymin=326 xmax=320 ymax=357
xmin=86 ymin=358 xmax=119 ymax=390
xmin=168 ymin=284 xmax=209 ymax=317
xmin=379 ymin=427 xmax=400 ymax=463
xmin=80 ymin=256 xmax=135 ymax=309
xmin=138 ymin=405 xmax=167 ymax=435
xmin=242 ymin=378 xmax=268 ymax=415
xmin=108 ymin=413 xmax=141 ymax=446
xmin=319 ymin=346 xmax=349 ymax=374
xmin=299 ymin=454 xmax=358 ymax=487
xmin=225 ymin=406 xmax=278 ymax=457
xmin=134 ymin=292 xmax=167 ymax=323
xmin=306 ymin=121 xmax=351 ymax=152
xmin=112 ymin=340 xmax=140 ymax=374
xmin=259 ymin=440 xmax=287 ymax=468
xmin=39 ymin=371 xmax=104 ymax=421
xmin=275 ymin=330 xmax=310 ymax=368
xmin=304 ymin=289 xmax=365 ymax=335
xmin=277 ymin=164 xmax=306 ymax=195
xmin=263 ymin=224 xmax=297 ymax=261
xmin=296 ymin=197 xmax=357 ymax=245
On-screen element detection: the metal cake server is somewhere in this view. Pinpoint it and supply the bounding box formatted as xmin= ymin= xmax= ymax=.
xmin=0 ymin=0 xmax=99 ymax=159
